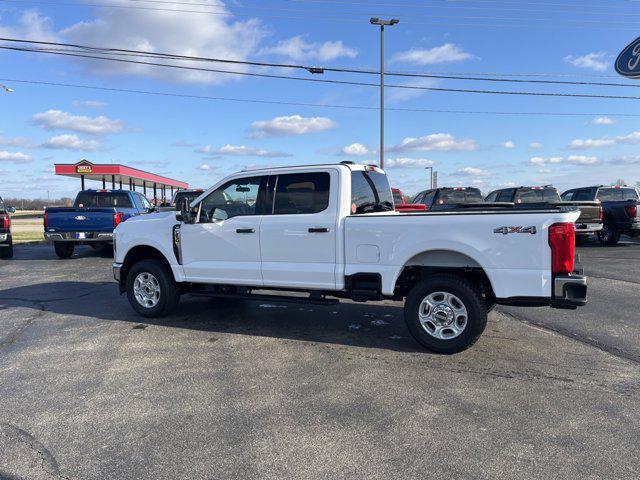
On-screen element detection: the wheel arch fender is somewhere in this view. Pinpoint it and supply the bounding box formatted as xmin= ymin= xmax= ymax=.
xmin=120 ymin=244 xmax=178 ymax=292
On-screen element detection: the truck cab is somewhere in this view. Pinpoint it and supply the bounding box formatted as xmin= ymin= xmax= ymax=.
xmin=44 ymin=189 xmax=154 ymax=258
xmin=113 ymin=163 xmax=587 ymax=354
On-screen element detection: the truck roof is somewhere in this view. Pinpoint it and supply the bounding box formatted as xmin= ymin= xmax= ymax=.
xmin=240 ymin=162 xmax=381 ymax=174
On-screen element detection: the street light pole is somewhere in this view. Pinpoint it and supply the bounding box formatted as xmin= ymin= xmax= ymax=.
xmin=370 ymin=17 xmax=399 ymax=170
xmin=425 ymin=167 xmax=433 ymax=189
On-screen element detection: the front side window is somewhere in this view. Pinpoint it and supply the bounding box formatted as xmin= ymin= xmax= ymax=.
xmin=485 ymin=191 xmax=498 ymax=202
xmin=573 ymin=189 xmax=593 ymax=201
xmin=198 ymin=176 xmax=263 ymax=222
xmin=272 ymin=172 xmax=330 ymax=215
xmin=139 ymin=195 xmax=152 ymax=210
xmin=561 ymin=191 xmax=574 ymax=201
xmin=351 ymin=170 xmax=394 ymax=214
xmin=497 ymin=190 xmax=514 ymax=202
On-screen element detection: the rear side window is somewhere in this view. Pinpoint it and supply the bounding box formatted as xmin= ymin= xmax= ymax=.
xmin=496 ymin=190 xmax=514 ymax=202
xmin=514 ymin=188 xmax=560 ymax=204
xmin=597 ymin=189 xmax=623 ymax=201
xmin=273 ymin=172 xmax=330 ymax=215
xmin=74 ymin=192 xmax=133 ymax=208
xmin=436 ymin=188 xmax=483 ymax=205
xmin=623 ymin=188 xmax=639 ymax=200
xmin=573 ymin=189 xmax=593 ymax=201
xmin=351 ymin=171 xmax=394 ymax=214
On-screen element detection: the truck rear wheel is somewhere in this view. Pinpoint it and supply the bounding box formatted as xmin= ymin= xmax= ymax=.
xmin=597 ymin=220 xmax=620 ymax=246
xmin=126 ymin=259 xmax=180 ymax=318
xmin=54 ymin=242 xmax=74 ymax=259
xmin=404 ymin=274 xmax=487 ymax=354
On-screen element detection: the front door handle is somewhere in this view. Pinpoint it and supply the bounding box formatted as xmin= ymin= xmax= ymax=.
xmin=308 ymin=227 xmax=329 ymax=233
xmin=236 ymin=228 xmax=255 ymax=234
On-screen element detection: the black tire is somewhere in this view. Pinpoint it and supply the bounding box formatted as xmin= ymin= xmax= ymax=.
xmin=54 ymin=241 xmax=75 ymax=259
xmin=404 ymin=274 xmax=487 ymax=354
xmin=597 ymin=220 xmax=620 ymax=246
xmin=126 ymin=259 xmax=180 ymax=318
xmin=0 ymin=240 xmax=13 ymax=259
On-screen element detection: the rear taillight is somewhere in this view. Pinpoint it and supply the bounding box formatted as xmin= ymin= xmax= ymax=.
xmin=43 ymin=212 xmax=49 ymax=229
xmin=624 ymin=204 xmax=637 ymax=219
xmin=113 ymin=212 xmax=124 ymax=227
xmin=549 ymin=223 xmax=575 ymax=274
xmin=1 ymin=214 xmax=9 ymax=230
xmin=598 ymin=206 xmax=603 ymax=222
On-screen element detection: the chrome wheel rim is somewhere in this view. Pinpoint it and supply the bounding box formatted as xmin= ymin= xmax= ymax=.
xmin=418 ymin=291 xmax=468 ymax=340
xmin=133 ymin=272 xmax=161 ymax=308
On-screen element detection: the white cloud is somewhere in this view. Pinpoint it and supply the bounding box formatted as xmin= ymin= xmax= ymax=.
xmin=0 ymin=9 xmax=58 ymax=42
xmin=529 ymin=156 xmax=563 ymax=166
xmin=385 ymin=158 xmax=435 ymax=168
xmin=608 ymin=155 xmax=640 ymax=165
xmin=389 ymin=133 xmax=477 ymax=153
xmin=392 ymin=44 xmax=473 ymax=65
xmin=0 ymin=151 xmax=33 ymax=163
xmin=0 ymin=133 xmax=31 ymax=147
xmin=564 ymin=52 xmax=608 ymax=72
xmin=568 ymin=131 xmax=640 ymax=150
xmin=502 ymin=140 xmax=516 ymax=149
xmin=197 ymin=164 xmax=212 ymax=171
xmin=73 ymin=100 xmax=107 ymax=109
xmin=33 ymin=110 xmax=124 ymax=134
xmin=529 ymin=142 xmax=543 ymax=149
xmin=41 ymin=134 xmax=100 ymax=151
xmin=590 ymin=116 xmax=616 ymax=126
xmin=251 ymin=115 xmax=337 ymax=137
xmin=199 ymin=144 xmax=290 ymax=158
xmin=567 ymin=155 xmax=599 ymax=165
xmin=61 ymin=2 xmax=268 ymax=84
xmin=457 ymin=166 xmax=489 ymax=176
xmin=341 ymin=143 xmax=370 ymax=156
xmin=259 ymin=35 xmax=357 ymax=62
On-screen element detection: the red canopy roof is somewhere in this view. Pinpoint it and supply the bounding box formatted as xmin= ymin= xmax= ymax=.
xmin=54 ymin=160 xmax=188 ymax=189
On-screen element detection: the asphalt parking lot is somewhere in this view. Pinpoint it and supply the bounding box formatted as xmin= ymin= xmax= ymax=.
xmin=1 ymin=241 xmax=639 ymax=480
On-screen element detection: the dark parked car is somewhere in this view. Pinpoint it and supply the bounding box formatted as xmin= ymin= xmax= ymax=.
xmin=0 ymin=196 xmax=16 ymax=259
xmin=561 ymin=186 xmax=639 ymax=245
xmin=159 ymin=188 xmax=205 ymax=211
xmin=412 ymin=187 xmax=485 ymax=211
xmin=44 ymin=189 xmax=154 ymax=258
xmin=486 ymin=186 xmax=602 ymax=238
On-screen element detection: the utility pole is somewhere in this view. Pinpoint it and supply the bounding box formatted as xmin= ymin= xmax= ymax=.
xmin=370 ymin=17 xmax=399 ymax=170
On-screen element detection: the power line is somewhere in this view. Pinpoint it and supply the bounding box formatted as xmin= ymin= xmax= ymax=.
xmin=6 ymin=45 xmax=640 ymax=100
xmin=1 ymin=38 xmax=638 ymax=90
xmin=2 ymin=77 xmax=640 ymax=118
xmin=1 ymin=0 xmax=639 ymax=29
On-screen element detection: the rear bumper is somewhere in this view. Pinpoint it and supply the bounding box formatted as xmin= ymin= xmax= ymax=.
xmin=550 ymin=274 xmax=587 ymax=309
xmin=45 ymin=232 xmax=114 ymax=242
xmin=575 ymin=222 xmax=603 ymax=234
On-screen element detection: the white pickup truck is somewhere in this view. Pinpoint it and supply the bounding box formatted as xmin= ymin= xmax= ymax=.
xmin=113 ymin=162 xmax=587 ymax=353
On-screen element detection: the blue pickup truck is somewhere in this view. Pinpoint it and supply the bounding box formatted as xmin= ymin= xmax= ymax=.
xmin=44 ymin=189 xmax=154 ymax=258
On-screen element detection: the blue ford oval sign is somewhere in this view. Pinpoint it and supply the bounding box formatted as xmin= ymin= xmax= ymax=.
xmin=616 ymin=36 xmax=640 ymax=79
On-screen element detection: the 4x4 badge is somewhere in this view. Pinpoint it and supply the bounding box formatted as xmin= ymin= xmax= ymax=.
xmin=494 ymin=226 xmax=537 ymax=235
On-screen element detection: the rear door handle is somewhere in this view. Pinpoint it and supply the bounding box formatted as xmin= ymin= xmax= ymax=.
xmin=236 ymin=228 xmax=255 ymax=234
xmin=308 ymin=227 xmax=329 ymax=233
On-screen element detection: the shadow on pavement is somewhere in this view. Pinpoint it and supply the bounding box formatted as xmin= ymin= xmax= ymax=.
xmin=0 ymin=281 xmax=427 ymax=354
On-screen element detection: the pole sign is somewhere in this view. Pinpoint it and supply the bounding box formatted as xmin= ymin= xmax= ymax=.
xmin=615 ymin=35 xmax=640 ymax=79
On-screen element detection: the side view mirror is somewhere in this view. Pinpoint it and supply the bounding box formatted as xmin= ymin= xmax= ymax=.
xmin=212 ymin=208 xmax=228 ymax=222
xmin=177 ymin=197 xmax=196 ymax=224
xmin=6 ymin=206 xmax=16 ymax=214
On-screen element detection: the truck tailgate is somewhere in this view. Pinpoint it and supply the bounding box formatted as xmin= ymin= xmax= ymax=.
xmin=558 ymin=201 xmax=601 ymax=224
xmin=46 ymin=207 xmax=116 ymax=232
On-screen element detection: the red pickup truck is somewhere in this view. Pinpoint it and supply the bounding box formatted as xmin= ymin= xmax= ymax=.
xmin=392 ymin=188 xmax=426 ymax=212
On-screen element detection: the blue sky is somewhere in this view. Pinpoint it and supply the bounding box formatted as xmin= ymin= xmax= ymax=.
xmin=1 ymin=0 xmax=640 ymax=199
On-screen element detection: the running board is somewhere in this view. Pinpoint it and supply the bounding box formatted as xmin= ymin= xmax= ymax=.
xmin=189 ymin=291 xmax=340 ymax=306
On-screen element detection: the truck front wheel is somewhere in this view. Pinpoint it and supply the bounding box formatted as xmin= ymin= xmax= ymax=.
xmin=54 ymin=241 xmax=74 ymax=259
xmin=126 ymin=259 xmax=180 ymax=318
xmin=404 ymin=274 xmax=487 ymax=354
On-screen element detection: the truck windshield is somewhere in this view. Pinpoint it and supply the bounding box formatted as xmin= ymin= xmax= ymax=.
xmin=351 ymin=170 xmax=394 ymax=214
xmin=436 ymin=189 xmax=483 ymax=205
xmin=514 ymin=188 xmax=560 ymax=203
xmin=74 ymin=192 xmax=133 ymax=208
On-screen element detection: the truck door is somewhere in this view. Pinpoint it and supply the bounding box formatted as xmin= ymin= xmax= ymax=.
xmin=180 ymin=175 xmax=267 ymax=285
xmin=259 ymin=170 xmax=338 ymax=290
